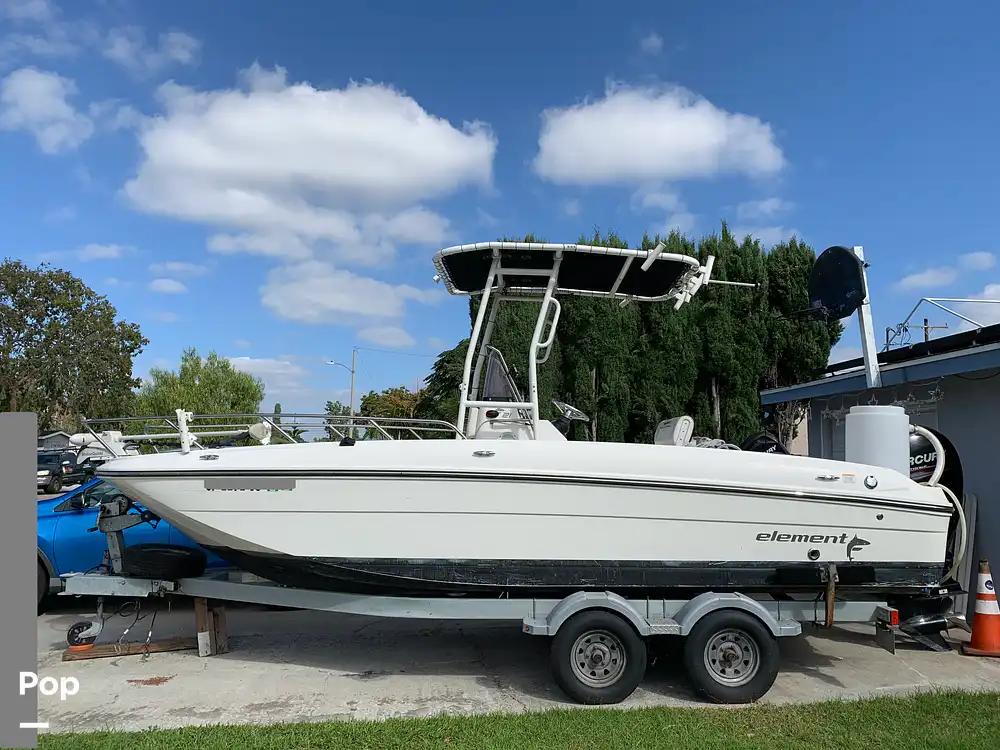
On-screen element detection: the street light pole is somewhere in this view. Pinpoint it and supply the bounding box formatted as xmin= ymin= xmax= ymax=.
xmin=326 ymin=347 xmax=359 ymax=438
xmin=348 ymin=347 xmax=357 ymax=434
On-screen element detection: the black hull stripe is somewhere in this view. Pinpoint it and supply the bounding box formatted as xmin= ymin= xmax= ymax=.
xmin=100 ymin=468 xmax=953 ymax=516
xmin=207 ymin=548 xmax=950 ymax=598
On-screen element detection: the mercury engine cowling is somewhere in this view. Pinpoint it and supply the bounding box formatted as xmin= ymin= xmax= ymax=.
xmin=909 ymin=425 xmax=963 ymax=498
xmin=740 ymin=432 xmax=790 ymax=455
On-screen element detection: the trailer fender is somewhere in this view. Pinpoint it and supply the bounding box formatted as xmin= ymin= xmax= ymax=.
xmin=523 ymin=591 xmax=654 ymax=636
xmin=672 ymin=593 xmax=801 ymax=637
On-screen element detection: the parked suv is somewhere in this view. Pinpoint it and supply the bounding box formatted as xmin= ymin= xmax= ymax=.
xmin=36 ymin=451 xmax=93 ymax=494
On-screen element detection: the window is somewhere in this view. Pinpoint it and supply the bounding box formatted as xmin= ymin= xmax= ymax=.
xmin=481 ymin=347 xmax=523 ymax=402
xmin=55 ymin=482 xmax=119 ymax=512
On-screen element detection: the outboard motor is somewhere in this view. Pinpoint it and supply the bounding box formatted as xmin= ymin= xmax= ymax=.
xmin=740 ymin=432 xmax=789 ymax=454
xmin=909 ymin=425 xmax=965 ymax=573
xmin=909 ymin=426 xmax=963 ymax=498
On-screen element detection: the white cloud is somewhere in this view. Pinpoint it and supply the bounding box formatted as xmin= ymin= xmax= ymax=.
xmin=953 ymin=283 xmax=1000 ymax=330
xmin=125 ymin=64 xmax=495 ymax=266
xmin=149 ymin=260 xmax=209 ymax=276
xmin=476 ymin=207 xmax=499 ymax=227
xmin=102 ymin=27 xmax=200 ymax=78
xmin=639 ymin=32 xmax=663 ymax=56
xmin=1 ymin=0 xmax=53 ymax=22
xmin=152 ymin=310 xmax=179 ymax=323
xmin=208 ymin=231 xmax=314 ymax=260
xmin=358 ymin=325 xmax=416 ymax=348
xmin=562 ymin=198 xmax=581 ymax=217
xmin=232 ymin=338 xmax=252 ymax=349
xmin=77 ymin=242 xmax=128 ymax=260
xmin=88 ymin=98 xmax=145 ymax=131
xmin=632 ymin=185 xmax=696 ymax=235
xmin=0 ymin=67 xmax=92 ymax=153
xmin=534 ymin=83 xmax=784 ymax=185
xmin=0 ymin=2 xmax=96 ymax=68
xmin=893 ymin=254 xmax=997 ymax=295
xmin=959 ymin=251 xmax=995 ymax=271
xmin=149 ymin=277 xmax=188 ymax=294
xmin=228 ymin=356 xmax=309 ymax=397
xmin=260 ymin=260 xmax=439 ymax=326
xmin=664 ymin=211 xmax=696 ymax=235
xmin=736 ymin=197 xmax=792 ymax=222
xmin=730 ymin=225 xmax=800 ymax=247
xmin=894 ymin=265 xmax=959 ymax=292
xmin=632 ymin=185 xmax=683 ymax=212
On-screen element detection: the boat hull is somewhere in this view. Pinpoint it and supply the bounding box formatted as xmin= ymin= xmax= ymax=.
xmin=99 ymin=439 xmax=954 ymax=598
xmin=204 ymin=548 xmax=947 ymax=597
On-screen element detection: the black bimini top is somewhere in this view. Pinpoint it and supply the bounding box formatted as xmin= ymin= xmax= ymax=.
xmin=432 ymin=242 xmax=705 ymax=302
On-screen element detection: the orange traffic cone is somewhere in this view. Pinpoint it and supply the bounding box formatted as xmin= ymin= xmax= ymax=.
xmin=963 ymin=560 xmax=1000 ymax=657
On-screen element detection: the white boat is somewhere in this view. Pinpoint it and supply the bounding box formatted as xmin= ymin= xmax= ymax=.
xmin=98 ymin=242 xmax=961 ymax=598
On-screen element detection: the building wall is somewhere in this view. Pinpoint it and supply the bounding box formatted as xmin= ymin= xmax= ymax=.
xmin=37 ymin=434 xmax=70 ymax=451
xmin=805 ymin=373 xmax=999 ymax=615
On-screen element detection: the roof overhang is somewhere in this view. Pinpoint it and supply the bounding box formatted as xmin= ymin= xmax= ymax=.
xmin=761 ymin=339 xmax=1000 ymax=405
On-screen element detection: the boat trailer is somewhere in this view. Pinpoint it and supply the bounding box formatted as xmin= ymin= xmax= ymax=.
xmin=58 ymin=565 xmax=955 ymax=706
xmin=51 ymin=489 xmax=966 ymax=705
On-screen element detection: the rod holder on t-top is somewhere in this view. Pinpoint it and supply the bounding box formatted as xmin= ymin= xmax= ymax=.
xmin=808 ymin=245 xmax=882 ymax=389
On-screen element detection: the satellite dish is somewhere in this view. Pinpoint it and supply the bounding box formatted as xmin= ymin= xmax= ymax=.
xmin=808 ymin=246 xmax=866 ymax=320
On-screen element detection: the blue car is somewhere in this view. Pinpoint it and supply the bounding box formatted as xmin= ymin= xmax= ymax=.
xmin=37 ymin=478 xmax=225 ymax=605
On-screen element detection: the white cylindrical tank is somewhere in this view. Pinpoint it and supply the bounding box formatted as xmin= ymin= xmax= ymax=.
xmin=845 ymin=405 xmax=910 ymax=475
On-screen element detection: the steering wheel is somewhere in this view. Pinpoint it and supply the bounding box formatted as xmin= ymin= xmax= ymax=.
xmin=552 ymin=399 xmax=589 ymax=422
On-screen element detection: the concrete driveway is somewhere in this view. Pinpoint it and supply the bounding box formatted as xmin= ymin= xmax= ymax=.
xmin=36 ymin=597 xmax=1000 ymax=733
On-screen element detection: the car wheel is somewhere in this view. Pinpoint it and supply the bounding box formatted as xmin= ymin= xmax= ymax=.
xmin=37 ymin=561 xmax=47 ymax=608
xmin=46 ymin=476 xmax=62 ymax=494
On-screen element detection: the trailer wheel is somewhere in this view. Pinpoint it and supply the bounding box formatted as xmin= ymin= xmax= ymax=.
xmin=550 ymin=610 xmax=647 ymax=704
xmin=121 ymin=544 xmax=207 ymax=580
xmin=683 ymin=609 xmax=779 ymax=704
xmin=66 ymin=621 xmax=97 ymax=647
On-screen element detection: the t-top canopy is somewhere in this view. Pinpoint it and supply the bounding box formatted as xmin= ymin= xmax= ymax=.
xmin=433 ymin=242 xmax=709 ymax=303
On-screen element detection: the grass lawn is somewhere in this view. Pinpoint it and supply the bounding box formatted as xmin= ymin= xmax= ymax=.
xmin=40 ymin=691 xmax=1000 ymax=750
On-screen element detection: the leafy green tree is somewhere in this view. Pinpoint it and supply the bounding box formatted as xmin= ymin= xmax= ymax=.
xmin=417 ymin=339 xmax=468 ymax=423
xmin=0 ymin=259 xmax=146 ymax=430
xmin=763 ymin=238 xmax=843 ymax=443
xmin=133 ymin=349 xmax=264 ymax=418
xmin=324 ymin=398 xmax=351 ymax=439
xmin=360 ymin=386 xmax=423 ymax=418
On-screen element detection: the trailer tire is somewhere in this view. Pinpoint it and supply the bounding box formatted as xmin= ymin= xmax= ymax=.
xmin=66 ymin=621 xmax=97 ymax=647
xmin=121 ymin=544 xmax=207 ymax=580
xmin=683 ymin=609 xmax=779 ymax=704
xmin=550 ymin=610 xmax=647 ymax=705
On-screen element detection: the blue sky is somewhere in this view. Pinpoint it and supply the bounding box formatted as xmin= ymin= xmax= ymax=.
xmin=2 ymin=1 xmax=999 ymax=412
